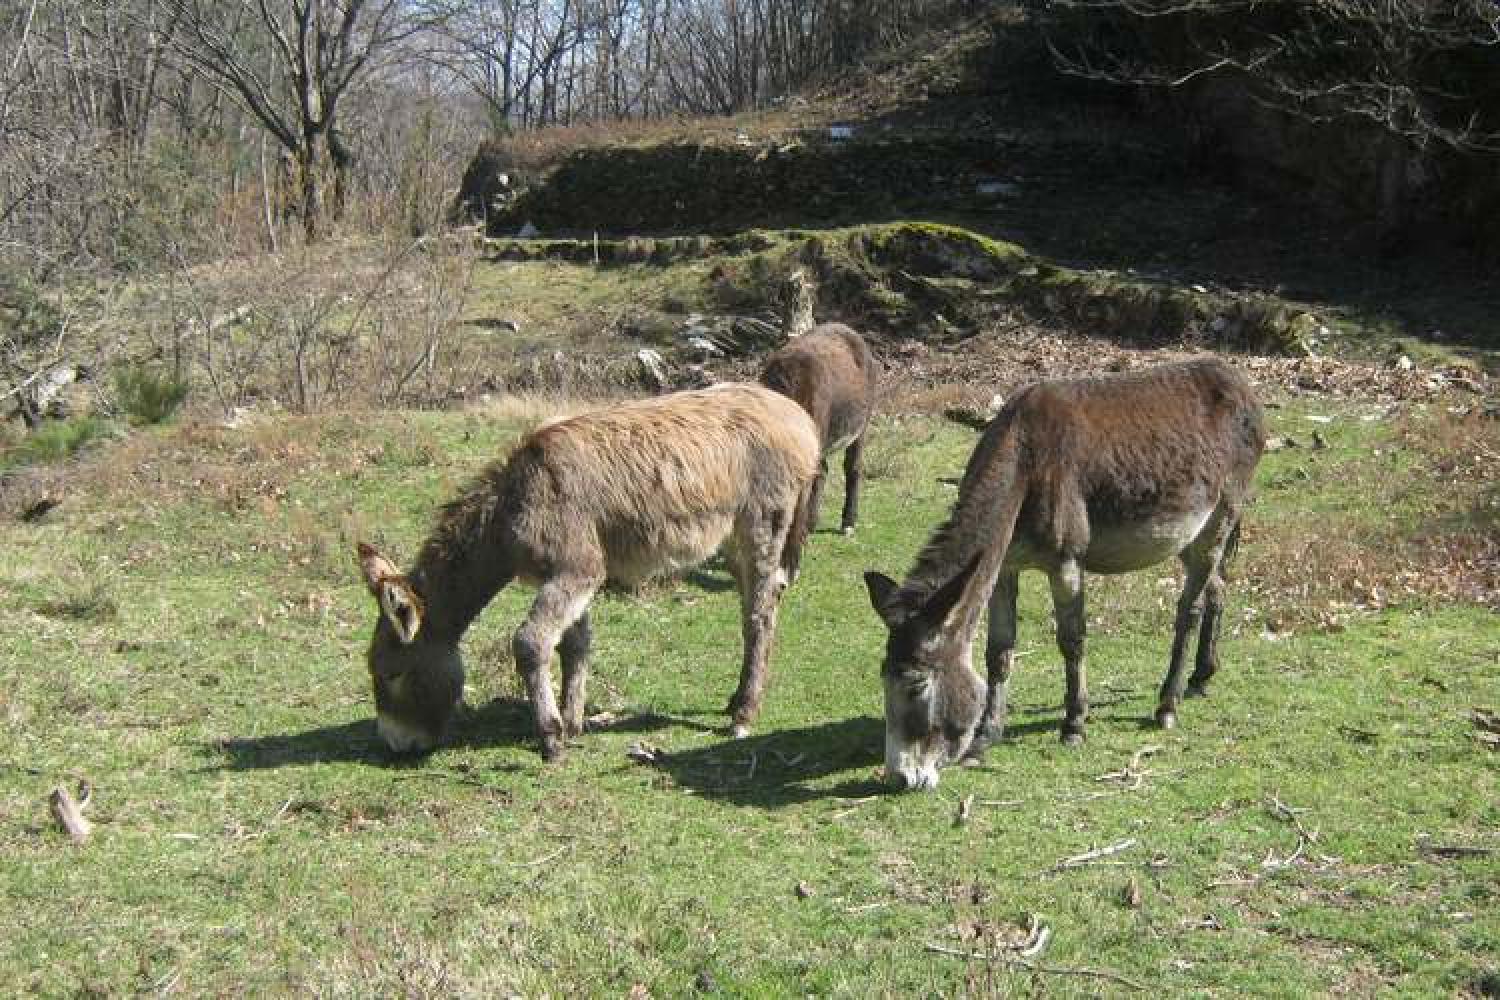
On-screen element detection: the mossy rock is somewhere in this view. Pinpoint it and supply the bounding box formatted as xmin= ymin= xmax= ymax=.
xmin=1010 ymin=265 xmax=1319 ymax=354
xmin=486 ymin=136 xmax=1014 ymax=235
xmin=860 ymin=222 xmax=1027 ymax=281
xmin=478 ymin=220 xmax=1323 ymax=355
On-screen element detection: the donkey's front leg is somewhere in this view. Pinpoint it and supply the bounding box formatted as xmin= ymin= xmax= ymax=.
xmin=966 ymin=571 xmax=1019 ymax=764
xmin=514 ymin=576 xmax=598 ymax=761
xmin=725 ymin=510 xmax=792 ymax=738
xmin=1050 ymin=559 xmax=1089 ymax=745
xmin=559 ymin=611 xmax=592 ymax=740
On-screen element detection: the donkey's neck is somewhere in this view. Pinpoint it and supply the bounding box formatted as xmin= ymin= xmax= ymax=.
xmin=901 ymin=425 xmax=1028 ymax=648
xmin=409 ymin=471 xmax=515 ymax=642
xmin=902 ymin=518 xmax=994 ymax=649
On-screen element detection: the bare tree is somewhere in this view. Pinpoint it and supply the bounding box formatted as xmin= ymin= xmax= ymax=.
xmin=1041 ymin=0 xmax=1500 ymax=154
xmin=157 ymin=0 xmax=445 ymax=236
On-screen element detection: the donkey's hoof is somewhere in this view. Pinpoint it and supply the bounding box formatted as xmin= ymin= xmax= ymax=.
xmin=1185 ymin=682 xmax=1209 ymax=699
xmin=1155 ymin=709 xmax=1178 ymax=730
xmin=729 ymin=723 xmax=751 ymax=740
xmin=841 ymin=525 xmax=856 ymax=537
xmin=1061 ymin=731 xmax=1085 ymax=747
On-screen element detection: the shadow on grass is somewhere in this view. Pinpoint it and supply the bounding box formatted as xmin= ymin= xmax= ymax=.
xmin=204 ymin=697 xmax=534 ymax=771
xmin=607 ymin=692 xmax=1151 ymax=808
xmin=635 ymin=715 xmax=888 ymax=808
xmin=203 ymin=697 xmax=708 ymax=772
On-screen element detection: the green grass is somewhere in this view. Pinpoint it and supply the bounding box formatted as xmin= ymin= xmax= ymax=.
xmin=1 ymin=402 xmax=1496 ymax=996
xmin=0 ymin=416 xmax=112 ymax=470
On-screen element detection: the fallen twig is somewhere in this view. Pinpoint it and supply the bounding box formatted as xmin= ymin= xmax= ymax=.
xmin=1103 ymin=745 xmax=1160 ymax=780
xmin=1263 ymin=795 xmax=1318 ymax=869
xmin=48 ymin=782 xmax=92 ymax=843
xmin=954 ymin=794 xmax=974 ymax=827
xmin=1048 ymin=838 xmax=1138 ymax=873
xmin=844 ymin=901 xmax=890 ymax=914
xmin=1017 ymin=914 xmax=1052 ymax=959
xmin=831 ymin=795 xmax=879 ymax=820
xmin=506 ymin=846 xmax=570 ymax=868
xmin=1417 ymin=837 xmax=1497 ymax=859
xmin=922 ymin=943 xmax=1146 ymax=992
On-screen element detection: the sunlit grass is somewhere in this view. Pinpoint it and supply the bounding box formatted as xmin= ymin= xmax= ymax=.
xmin=0 ymin=398 xmax=1495 ymax=995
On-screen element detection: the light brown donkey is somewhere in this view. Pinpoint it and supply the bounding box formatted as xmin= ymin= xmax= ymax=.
xmin=864 ymin=358 xmax=1265 ymax=790
xmin=760 ymin=323 xmax=879 ymax=560
xmin=357 ymin=384 xmax=819 ymax=761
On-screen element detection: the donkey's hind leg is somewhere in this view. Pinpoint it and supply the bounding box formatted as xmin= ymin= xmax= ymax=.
xmin=514 ymin=575 xmax=600 ymax=760
xmin=1156 ymin=510 xmax=1235 ymax=728
xmin=724 ymin=504 xmax=794 ymax=738
xmin=559 ymin=611 xmax=592 ymax=739
xmin=1188 ymin=516 xmax=1241 ymax=698
xmin=840 ymin=433 xmax=865 ymax=535
xmin=805 ymin=457 xmax=829 ymax=535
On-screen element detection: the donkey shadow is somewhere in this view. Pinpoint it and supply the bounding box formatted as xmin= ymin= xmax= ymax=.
xmin=634 ymin=715 xmax=889 ymax=808
xmin=204 ymin=696 xmax=885 ymax=808
xmin=638 ymin=692 xmax=1146 ymax=807
xmin=205 ymin=696 xmax=595 ymax=772
xmin=648 ymin=693 xmax=1146 ymax=807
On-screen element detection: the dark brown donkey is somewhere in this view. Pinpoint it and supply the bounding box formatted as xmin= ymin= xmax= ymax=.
xmin=864 ymin=358 xmax=1264 ymax=791
xmin=760 ymin=323 xmax=879 ymax=551
xmin=357 ymin=384 xmax=819 ymax=760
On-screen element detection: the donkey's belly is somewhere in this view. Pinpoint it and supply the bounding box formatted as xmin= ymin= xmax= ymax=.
xmin=606 ymin=513 xmax=735 ymax=585
xmin=1082 ymin=507 xmax=1214 ymax=575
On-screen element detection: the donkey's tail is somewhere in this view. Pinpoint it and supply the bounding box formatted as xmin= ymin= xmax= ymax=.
xmin=781 ymin=478 xmax=815 ymax=582
xmin=1218 ymin=515 xmax=1244 ymax=581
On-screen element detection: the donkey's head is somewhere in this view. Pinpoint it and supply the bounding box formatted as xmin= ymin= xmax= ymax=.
xmin=864 ymin=557 xmax=986 ymax=792
xmin=357 ymin=542 xmax=463 ymax=754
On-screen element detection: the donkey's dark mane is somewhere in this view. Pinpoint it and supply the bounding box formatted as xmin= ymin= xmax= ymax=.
xmin=402 ymin=460 xmax=518 ymax=638
xmin=895 ymin=402 xmax=1028 ymax=608
xmin=415 ymin=465 xmax=505 ymax=572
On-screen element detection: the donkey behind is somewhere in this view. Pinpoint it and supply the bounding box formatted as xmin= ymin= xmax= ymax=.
xmin=865 ymin=358 xmax=1265 ymax=790
xmin=760 ymin=323 xmax=879 ymax=550
xmin=357 ymin=384 xmax=819 ymax=761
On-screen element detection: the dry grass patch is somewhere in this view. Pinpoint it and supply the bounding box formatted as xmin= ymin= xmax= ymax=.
xmin=1246 ymin=404 xmax=1500 ymax=626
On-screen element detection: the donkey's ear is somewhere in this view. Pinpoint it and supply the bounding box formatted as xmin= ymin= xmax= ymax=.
xmin=357 ymin=542 xmax=424 ymax=644
xmin=357 ymin=541 xmax=401 ymax=595
xmin=864 ymin=571 xmax=904 ymax=626
xmin=916 ymin=554 xmax=983 ymax=628
xmin=377 ymin=577 xmax=424 ymax=645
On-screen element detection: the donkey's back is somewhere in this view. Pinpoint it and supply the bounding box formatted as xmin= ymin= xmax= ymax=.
xmin=991 ymin=357 xmax=1264 ymax=575
xmin=760 ymin=322 xmax=879 ymax=538
xmin=501 ymin=383 xmax=820 ymax=586
xmin=760 ymin=323 xmax=877 ymax=451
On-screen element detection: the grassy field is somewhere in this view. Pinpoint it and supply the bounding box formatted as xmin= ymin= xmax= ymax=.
xmin=1 ymin=391 xmax=1496 ymax=997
